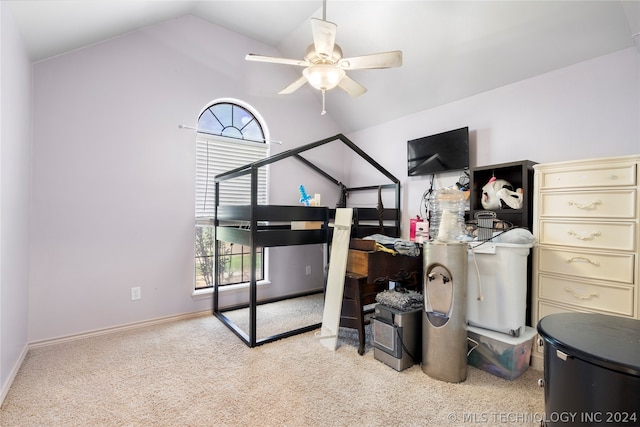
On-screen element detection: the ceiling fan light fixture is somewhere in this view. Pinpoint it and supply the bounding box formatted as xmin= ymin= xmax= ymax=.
xmin=303 ymin=64 xmax=345 ymax=91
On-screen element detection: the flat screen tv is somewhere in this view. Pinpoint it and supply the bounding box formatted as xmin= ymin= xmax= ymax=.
xmin=407 ymin=127 xmax=469 ymax=176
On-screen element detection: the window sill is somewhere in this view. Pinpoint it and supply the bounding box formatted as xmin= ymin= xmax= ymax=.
xmin=191 ymin=280 xmax=271 ymax=299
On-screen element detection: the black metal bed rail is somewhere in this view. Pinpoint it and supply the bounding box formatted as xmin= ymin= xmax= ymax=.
xmin=212 ymin=134 xmax=401 ymax=347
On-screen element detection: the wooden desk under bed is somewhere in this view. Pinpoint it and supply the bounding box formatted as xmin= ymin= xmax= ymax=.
xmin=341 ymin=239 xmax=422 ymax=355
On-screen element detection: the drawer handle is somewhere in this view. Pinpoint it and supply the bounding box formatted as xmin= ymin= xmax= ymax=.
xmin=566 ymin=256 xmax=600 ymax=266
xmin=567 ymin=230 xmax=601 ymax=241
xmin=564 ymin=286 xmax=599 ymax=300
xmin=568 ymin=199 xmax=602 ymax=210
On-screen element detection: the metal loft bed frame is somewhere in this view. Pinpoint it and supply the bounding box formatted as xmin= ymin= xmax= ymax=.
xmin=213 ymin=133 xmax=401 ymax=347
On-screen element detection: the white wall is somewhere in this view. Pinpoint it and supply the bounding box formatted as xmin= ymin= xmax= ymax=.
xmin=346 ymin=47 xmax=640 ymax=238
xmin=0 ymin=2 xmax=32 ymax=402
xmin=28 ymin=15 xmax=341 ymax=343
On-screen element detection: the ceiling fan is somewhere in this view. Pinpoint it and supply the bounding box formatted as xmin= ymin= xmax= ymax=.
xmin=245 ymin=0 xmax=403 ymax=114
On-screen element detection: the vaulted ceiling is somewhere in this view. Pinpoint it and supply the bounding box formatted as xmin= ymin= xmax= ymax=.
xmin=7 ymin=1 xmax=640 ymax=133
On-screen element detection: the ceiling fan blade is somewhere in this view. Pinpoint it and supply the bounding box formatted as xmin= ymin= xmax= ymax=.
xmin=278 ymin=76 xmax=308 ymax=95
xmin=311 ymin=18 xmax=337 ymax=60
xmin=246 ymin=54 xmax=308 ymax=67
xmin=338 ymin=50 xmax=403 ymax=70
xmin=338 ymin=75 xmax=367 ymax=98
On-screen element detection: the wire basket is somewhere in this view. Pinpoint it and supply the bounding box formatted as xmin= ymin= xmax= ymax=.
xmin=465 ymin=211 xmax=512 ymax=241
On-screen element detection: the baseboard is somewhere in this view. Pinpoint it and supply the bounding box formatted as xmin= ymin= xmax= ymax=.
xmin=28 ymin=309 xmax=211 ymax=349
xmin=28 ymin=292 xmax=325 ymax=349
xmin=0 ymin=342 xmax=29 ymax=406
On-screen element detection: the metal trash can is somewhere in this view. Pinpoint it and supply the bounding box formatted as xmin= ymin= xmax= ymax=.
xmin=422 ymin=241 xmax=468 ymax=383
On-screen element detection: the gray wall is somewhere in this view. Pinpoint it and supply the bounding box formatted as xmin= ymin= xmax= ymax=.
xmin=0 ymin=2 xmax=32 ymax=402
xmin=345 ymin=48 xmax=640 ymax=236
xmin=28 ymin=15 xmax=342 ymax=343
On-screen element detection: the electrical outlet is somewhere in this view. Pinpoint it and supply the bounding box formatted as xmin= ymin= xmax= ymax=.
xmin=305 ymin=265 xmax=311 ymax=275
xmin=131 ymin=286 xmax=141 ymax=301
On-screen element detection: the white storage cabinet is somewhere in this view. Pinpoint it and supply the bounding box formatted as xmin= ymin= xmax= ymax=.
xmin=531 ymin=155 xmax=640 ymax=370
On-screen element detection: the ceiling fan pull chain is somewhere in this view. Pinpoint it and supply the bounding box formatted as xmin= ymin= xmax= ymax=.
xmin=321 ymin=90 xmax=327 ymax=115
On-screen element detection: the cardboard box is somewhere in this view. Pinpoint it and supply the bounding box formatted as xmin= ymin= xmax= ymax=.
xmin=467 ymin=325 xmax=536 ymax=380
xmin=290 ymin=221 xmax=323 ymax=230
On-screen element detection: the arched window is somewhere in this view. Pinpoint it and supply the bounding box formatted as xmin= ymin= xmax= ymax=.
xmin=195 ymin=101 xmax=269 ymax=216
xmin=198 ymin=101 xmax=265 ymax=142
xmin=195 ymin=100 xmax=269 ymax=289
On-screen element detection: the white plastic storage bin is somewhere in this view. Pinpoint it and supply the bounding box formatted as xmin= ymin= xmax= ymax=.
xmin=466 ymin=242 xmax=533 ymax=336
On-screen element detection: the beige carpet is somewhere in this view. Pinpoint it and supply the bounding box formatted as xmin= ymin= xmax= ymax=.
xmin=1 ymin=295 xmax=544 ymax=426
xmin=222 ymin=293 xmax=325 ymax=340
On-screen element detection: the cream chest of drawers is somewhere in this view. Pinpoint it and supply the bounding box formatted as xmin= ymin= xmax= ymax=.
xmin=531 ymin=154 xmax=640 ymax=370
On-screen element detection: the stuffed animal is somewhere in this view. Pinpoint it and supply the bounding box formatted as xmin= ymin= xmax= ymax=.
xmin=481 ymin=176 xmax=523 ymax=210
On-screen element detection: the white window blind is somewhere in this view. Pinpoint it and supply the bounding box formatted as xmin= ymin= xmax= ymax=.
xmin=195 ymin=134 xmax=268 ymax=217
